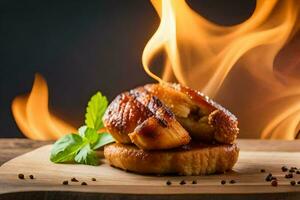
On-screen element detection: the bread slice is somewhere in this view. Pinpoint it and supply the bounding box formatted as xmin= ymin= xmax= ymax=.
xmin=104 ymin=142 xmax=239 ymax=175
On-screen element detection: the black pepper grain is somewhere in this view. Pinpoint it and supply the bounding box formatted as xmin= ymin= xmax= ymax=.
xmin=91 ymin=178 xmax=96 ymax=181
xmin=289 ymin=169 xmax=295 ymax=173
xmin=271 ymin=177 xmax=277 ymax=181
xmin=282 ymin=166 xmax=288 ymax=172
xmin=71 ymin=177 xmax=79 ymax=182
xmin=285 ymin=173 xmax=293 ymax=179
xmin=296 ymin=171 xmax=300 ymax=174
xmin=229 ymin=180 xmax=236 ymax=184
xmin=290 ymin=181 xmax=296 ymax=186
xmin=297 ymin=181 xmax=300 ymax=185
xmin=166 ymin=180 xmax=172 ymax=186
xmin=180 ymin=180 xmax=186 ymax=185
xmin=221 ymin=180 xmax=226 ymax=185
xmin=260 ymin=169 xmax=266 ymax=173
xmin=18 ymin=174 xmax=24 ymax=179
xmin=271 ymin=180 xmax=278 ymax=187
xmin=192 ymin=180 xmax=197 ymax=184
xmin=29 ymin=175 xmax=34 ymax=179
xmin=265 ymin=174 xmax=273 ymax=182
xmin=81 ymin=182 xmax=87 ymax=186
xmin=62 ymin=180 xmax=68 ymax=185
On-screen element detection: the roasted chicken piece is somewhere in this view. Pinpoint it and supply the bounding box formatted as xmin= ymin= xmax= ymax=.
xmin=104 ymin=142 xmax=239 ymax=175
xmin=103 ymin=88 xmax=191 ymax=150
xmin=144 ymin=83 xmax=239 ymax=144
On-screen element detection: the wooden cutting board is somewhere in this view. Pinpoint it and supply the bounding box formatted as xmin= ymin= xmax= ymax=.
xmin=1 ymin=141 xmax=300 ymax=200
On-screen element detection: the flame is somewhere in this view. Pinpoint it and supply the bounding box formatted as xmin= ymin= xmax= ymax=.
xmin=143 ymin=0 xmax=300 ymax=139
xmin=12 ymin=74 xmax=76 ymax=140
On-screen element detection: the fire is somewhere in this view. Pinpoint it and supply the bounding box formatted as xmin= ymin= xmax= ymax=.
xmin=12 ymin=74 xmax=76 ymax=140
xmin=143 ymin=0 xmax=300 ymax=139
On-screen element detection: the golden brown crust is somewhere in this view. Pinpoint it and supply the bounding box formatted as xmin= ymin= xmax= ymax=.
xmin=103 ymin=87 xmax=191 ymax=149
xmin=104 ymin=142 xmax=239 ymax=175
xmin=102 ymin=92 xmax=152 ymax=143
xmin=144 ymin=83 xmax=239 ymax=144
xmin=129 ymin=116 xmax=190 ymax=150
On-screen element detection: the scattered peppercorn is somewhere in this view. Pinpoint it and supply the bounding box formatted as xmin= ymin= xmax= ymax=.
xmin=229 ymin=180 xmax=236 ymax=184
xmin=290 ymin=181 xmax=296 ymax=186
xmin=81 ymin=182 xmax=87 ymax=186
xmin=91 ymin=178 xmax=96 ymax=181
xmin=221 ymin=180 xmax=226 ymax=185
xmin=71 ymin=178 xmax=79 ymax=182
xmin=192 ymin=180 xmax=197 ymax=184
xmin=291 ymin=167 xmax=297 ymax=170
xmin=18 ymin=174 xmax=25 ymax=179
xmin=289 ymin=169 xmax=295 ymax=173
xmin=166 ymin=180 xmax=172 ymax=186
xmin=296 ymin=171 xmax=300 ymax=174
xmin=265 ymin=174 xmax=273 ymax=182
xmin=285 ymin=173 xmax=293 ymax=179
xmin=180 ymin=180 xmax=186 ymax=185
xmin=260 ymin=169 xmax=266 ymax=173
xmin=282 ymin=166 xmax=288 ymax=172
xmin=29 ymin=175 xmax=34 ymax=179
xmin=271 ymin=180 xmax=278 ymax=187
xmin=271 ymin=177 xmax=277 ymax=181
xmin=62 ymin=180 xmax=68 ymax=185
xmin=297 ymin=181 xmax=300 ymax=185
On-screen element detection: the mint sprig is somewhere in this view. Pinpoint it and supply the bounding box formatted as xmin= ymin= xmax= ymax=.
xmin=50 ymin=92 xmax=115 ymax=166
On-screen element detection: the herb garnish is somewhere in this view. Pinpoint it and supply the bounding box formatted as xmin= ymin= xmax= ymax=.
xmin=50 ymin=92 xmax=115 ymax=166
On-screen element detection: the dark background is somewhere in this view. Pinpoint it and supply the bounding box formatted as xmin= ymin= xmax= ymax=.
xmin=0 ymin=0 xmax=256 ymax=138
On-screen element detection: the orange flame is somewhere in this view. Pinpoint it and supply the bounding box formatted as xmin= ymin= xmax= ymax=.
xmin=12 ymin=74 xmax=76 ymax=140
xmin=143 ymin=0 xmax=300 ymax=139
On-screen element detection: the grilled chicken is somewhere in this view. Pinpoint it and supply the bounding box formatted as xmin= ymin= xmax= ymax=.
xmin=144 ymin=83 xmax=239 ymax=144
xmin=104 ymin=142 xmax=239 ymax=175
xmin=103 ymin=88 xmax=191 ymax=150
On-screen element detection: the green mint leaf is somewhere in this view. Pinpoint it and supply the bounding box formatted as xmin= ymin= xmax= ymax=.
xmin=78 ymin=125 xmax=87 ymax=137
xmin=78 ymin=125 xmax=100 ymax=148
xmin=74 ymin=144 xmax=99 ymax=166
xmin=93 ymin=132 xmax=115 ymax=150
xmin=85 ymin=92 xmax=108 ymax=130
xmin=83 ymin=128 xmax=99 ymax=147
xmin=50 ymin=134 xmax=85 ymax=163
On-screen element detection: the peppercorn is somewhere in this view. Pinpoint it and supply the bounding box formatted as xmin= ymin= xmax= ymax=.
xmin=71 ymin=177 xmax=79 ymax=182
xmin=62 ymin=180 xmax=68 ymax=185
xmin=91 ymin=178 xmax=96 ymax=181
xmin=229 ymin=180 xmax=236 ymax=184
xmin=265 ymin=174 xmax=273 ymax=182
xmin=18 ymin=174 xmax=25 ymax=179
xmin=29 ymin=175 xmax=34 ymax=179
xmin=180 ymin=180 xmax=186 ymax=185
xmin=296 ymin=171 xmax=300 ymax=174
xmin=281 ymin=166 xmax=288 ymax=172
xmin=260 ymin=169 xmax=266 ymax=173
xmin=271 ymin=177 xmax=277 ymax=181
xmin=166 ymin=180 xmax=172 ymax=186
xmin=285 ymin=173 xmax=293 ymax=179
xmin=289 ymin=169 xmax=295 ymax=173
xmin=221 ymin=180 xmax=226 ymax=185
xmin=81 ymin=182 xmax=87 ymax=186
xmin=271 ymin=180 xmax=278 ymax=187
xmin=290 ymin=181 xmax=296 ymax=186
xmin=192 ymin=180 xmax=197 ymax=184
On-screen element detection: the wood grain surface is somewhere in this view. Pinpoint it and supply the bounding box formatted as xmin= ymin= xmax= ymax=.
xmin=1 ymin=139 xmax=300 ymax=200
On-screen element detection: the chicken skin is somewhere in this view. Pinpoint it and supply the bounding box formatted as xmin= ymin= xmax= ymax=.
xmin=103 ymin=87 xmax=191 ymax=150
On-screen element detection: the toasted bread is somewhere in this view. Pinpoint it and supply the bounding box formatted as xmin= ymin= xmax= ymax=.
xmin=104 ymin=142 xmax=239 ymax=175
